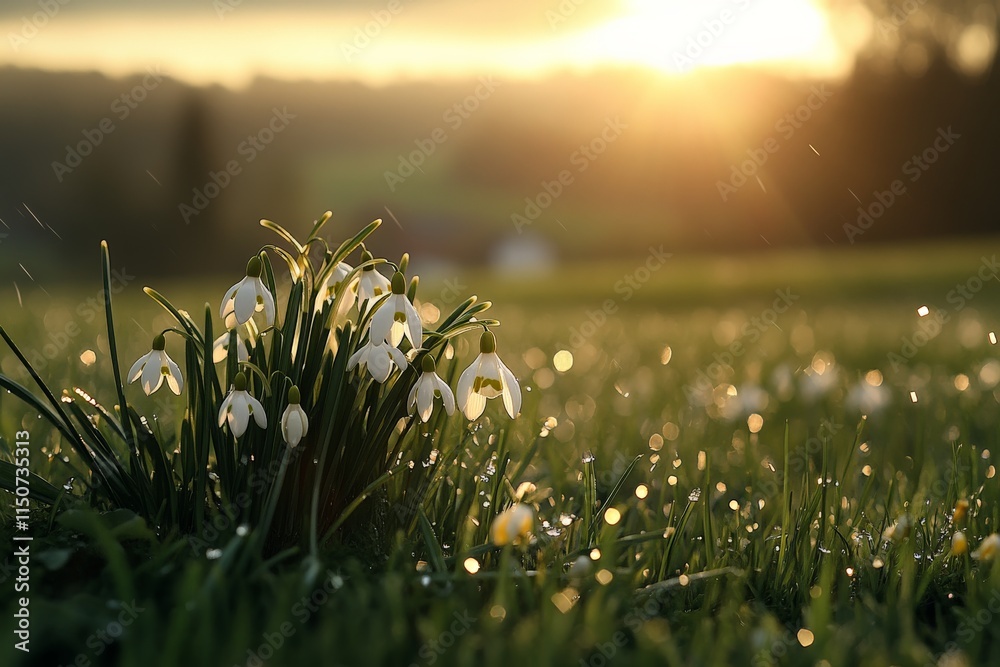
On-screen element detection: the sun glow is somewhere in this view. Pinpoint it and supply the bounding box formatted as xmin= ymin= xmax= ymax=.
xmin=0 ymin=1 xmax=853 ymax=87
xmin=566 ymin=0 xmax=846 ymax=78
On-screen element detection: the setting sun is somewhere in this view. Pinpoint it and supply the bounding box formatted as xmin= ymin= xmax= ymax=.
xmin=568 ymin=0 xmax=846 ymax=77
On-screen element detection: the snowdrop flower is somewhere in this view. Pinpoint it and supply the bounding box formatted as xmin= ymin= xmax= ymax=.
xmin=972 ymin=533 xmax=1000 ymax=562
xmin=218 ymin=372 xmax=267 ymax=437
xmin=315 ymin=261 xmax=358 ymax=311
xmin=347 ymin=338 xmax=408 ymax=383
xmin=950 ymin=531 xmax=968 ymax=556
xmin=356 ymin=250 xmax=391 ymax=303
xmin=953 ymin=499 xmax=970 ymax=524
xmin=407 ymin=355 xmax=455 ymax=422
xmin=882 ymin=514 xmax=912 ymax=543
xmin=490 ymin=503 xmax=533 ymax=546
xmin=457 ymin=331 xmax=521 ymax=420
xmin=281 ymin=386 xmax=309 ymax=448
xmin=220 ymin=256 xmax=275 ymax=327
xmin=212 ymin=330 xmax=250 ymax=364
xmin=128 ymin=334 xmax=183 ymax=396
xmin=371 ymin=272 xmax=421 ymax=347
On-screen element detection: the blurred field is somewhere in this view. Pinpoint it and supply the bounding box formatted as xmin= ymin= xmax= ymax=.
xmin=1 ymin=237 xmax=999 ymax=666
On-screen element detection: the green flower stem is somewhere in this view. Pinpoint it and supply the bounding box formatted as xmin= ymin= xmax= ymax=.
xmin=319 ymin=457 xmax=415 ymax=548
xmin=255 ymin=444 xmax=293 ymax=557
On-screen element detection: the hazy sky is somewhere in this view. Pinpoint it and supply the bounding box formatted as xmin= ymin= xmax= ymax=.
xmin=1 ymin=0 xmax=874 ymax=87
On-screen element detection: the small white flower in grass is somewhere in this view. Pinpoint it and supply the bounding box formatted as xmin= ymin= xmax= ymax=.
xmin=408 ymin=355 xmax=455 ymax=422
xmin=212 ymin=330 xmax=249 ymax=363
xmin=457 ymin=331 xmax=521 ymax=420
xmin=950 ymin=531 xmax=968 ymax=557
xmin=220 ymin=256 xmax=275 ymax=327
xmin=883 ymin=514 xmax=912 ymax=543
xmin=128 ymin=334 xmax=183 ymax=396
xmin=371 ymin=272 xmax=421 ymax=347
xmin=281 ymin=385 xmax=309 ymax=447
xmin=315 ymin=261 xmax=358 ymax=311
xmin=356 ymin=249 xmax=391 ymax=303
xmin=972 ymin=533 xmax=1000 ymax=562
xmin=347 ymin=338 xmax=408 ymax=383
xmin=218 ymin=372 xmax=267 ymax=437
xmin=490 ymin=503 xmax=533 ymax=546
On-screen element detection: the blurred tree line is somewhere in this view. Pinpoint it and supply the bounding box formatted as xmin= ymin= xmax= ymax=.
xmin=1 ymin=1 xmax=999 ymax=280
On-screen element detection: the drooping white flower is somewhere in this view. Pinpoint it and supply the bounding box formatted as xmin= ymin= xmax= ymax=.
xmin=280 ymin=385 xmax=309 ymax=448
xmin=347 ymin=338 xmax=408 ymax=383
xmin=127 ymin=334 xmax=183 ymax=396
xmin=457 ymin=331 xmax=521 ymax=420
xmin=315 ymin=261 xmax=358 ymax=312
xmin=407 ymin=355 xmax=455 ymax=422
xmin=951 ymin=531 xmax=968 ymax=556
xmin=882 ymin=514 xmax=912 ymax=543
xmin=370 ymin=272 xmax=421 ymax=347
xmin=972 ymin=533 xmax=1000 ymax=562
xmin=220 ymin=256 xmax=275 ymax=327
xmin=490 ymin=503 xmax=533 ymax=546
xmin=212 ymin=330 xmax=250 ymax=364
xmin=953 ymin=499 xmax=970 ymax=524
xmin=356 ymin=249 xmax=391 ymax=304
xmin=218 ymin=372 xmax=267 ymax=437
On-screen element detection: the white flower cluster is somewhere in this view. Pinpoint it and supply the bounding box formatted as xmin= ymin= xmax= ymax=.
xmin=128 ymin=250 xmax=521 ymax=447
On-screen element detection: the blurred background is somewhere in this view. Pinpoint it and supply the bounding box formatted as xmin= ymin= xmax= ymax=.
xmin=0 ymin=0 xmax=998 ymax=284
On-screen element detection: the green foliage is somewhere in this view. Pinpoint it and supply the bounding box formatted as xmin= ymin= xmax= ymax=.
xmin=0 ymin=213 xmax=503 ymax=560
xmin=2 ymin=239 xmax=1000 ymax=666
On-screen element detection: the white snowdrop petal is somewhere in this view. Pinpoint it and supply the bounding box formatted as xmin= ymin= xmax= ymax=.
xmin=220 ymin=282 xmax=240 ymax=318
xmin=499 ymin=360 xmax=521 ymax=418
xmin=127 ymin=353 xmax=147 ymax=383
xmin=234 ymin=280 xmax=257 ymax=324
xmin=260 ymin=286 xmax=276 ymax=327
xmin=248 ymin=395 xmax=268 ymax=428
xmin=141 ymin=357 xmax=162 ymax=396
xmin=436 ymin=376 xmax=456 ymax=415
xmin=457 ymin=357 xmax=480 ymax=409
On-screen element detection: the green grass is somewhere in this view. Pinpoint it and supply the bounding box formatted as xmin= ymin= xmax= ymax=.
xmin=2 ymin=237 xmax=1000 ymax=667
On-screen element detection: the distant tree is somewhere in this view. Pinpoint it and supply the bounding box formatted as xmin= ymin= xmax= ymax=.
xmin=833 ymin=1 xmax=1000 ymax=236
xmin=172 ymin=92 xmax=220 ymax=262
xmin=833 ymin=0 xmax=999 ymax=77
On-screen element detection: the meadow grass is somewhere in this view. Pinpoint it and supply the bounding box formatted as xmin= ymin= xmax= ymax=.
xmin=1 ymin=237 xmax=999 ymax=667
